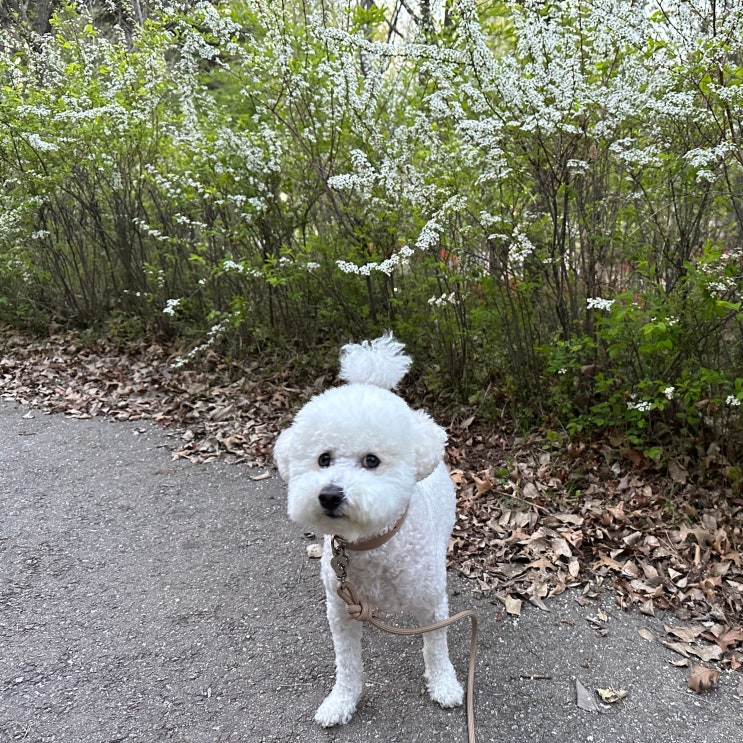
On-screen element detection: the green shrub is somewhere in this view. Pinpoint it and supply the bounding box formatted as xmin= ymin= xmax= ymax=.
xmin=1 ymin=0 xmax=742 ymax=472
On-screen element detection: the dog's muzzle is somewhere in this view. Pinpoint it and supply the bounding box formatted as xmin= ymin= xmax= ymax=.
xmin=319 ymin=484 xmax=345 ymax=517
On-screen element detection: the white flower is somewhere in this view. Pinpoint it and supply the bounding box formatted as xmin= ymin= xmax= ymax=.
xmin=708 ymin=278 xmax=735 ymax=297
xmin=567 ymin=159 xmax=590 ymax=174
xmin=587 ymin=297 xmax=615 ymax=311
xmin=223 ymin=259 xmax=243 ymax=273
xmin=27 ymin=133 xmax=58 ymax=152
xmin=163 ymin=298 xmax=181 ymax=316
xmin=627 ymin=400 xmax=652 ymax=412
xmin=508 ymin=230 xmax=535 ymax=271
xmin=171 ymin=320 xmax=229 ymax=369
xmin=336 ymin=244 xmax=413 ymax=277
xmin=428 ymin=292 xmax=457 ymax=307
xmin=726 ymin=396 xmax=741 ymax=407
xmin=663 ymin=387 xmax=675 ymax=400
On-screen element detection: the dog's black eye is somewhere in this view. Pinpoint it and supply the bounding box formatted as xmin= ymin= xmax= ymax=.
xmin=318 ymin=452 xmax=332 ymax=468
xmin=361 ymin=454 xmax=380 ymax=469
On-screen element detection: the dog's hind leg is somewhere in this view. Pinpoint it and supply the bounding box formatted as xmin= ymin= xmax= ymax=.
xmin=416 ymin=598 xmax=464 ymax=709
xmin=314 ymin=591 xmax=364 ymax=727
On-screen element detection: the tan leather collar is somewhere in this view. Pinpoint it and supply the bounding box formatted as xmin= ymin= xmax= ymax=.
xmin=333 ymin=506 xmax=409 ymax=552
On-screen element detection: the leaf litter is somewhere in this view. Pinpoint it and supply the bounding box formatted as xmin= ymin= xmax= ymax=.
xmin=1 ymin=327 xmax=742 ymax=678
xmin=687 ymin=665 xmax=720 ymax=694
xmin=596 ymin=687 xmax=628 ymax=704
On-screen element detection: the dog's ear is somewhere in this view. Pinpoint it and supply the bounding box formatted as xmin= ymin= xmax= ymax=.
xmin=273 ymin=428 xmax=293 ymax=481
xmin=410 ymin=410 xmax=447 ymax=481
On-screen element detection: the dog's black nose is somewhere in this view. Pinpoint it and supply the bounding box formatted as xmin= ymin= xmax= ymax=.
xmin=319 ymin=484 xmax=344 ymax=515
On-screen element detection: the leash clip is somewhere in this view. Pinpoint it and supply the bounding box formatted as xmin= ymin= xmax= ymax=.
xmin=330 ymin=538 xmax=350 ymax=584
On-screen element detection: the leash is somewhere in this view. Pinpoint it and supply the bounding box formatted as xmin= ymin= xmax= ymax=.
xmin=330 ymin=519 xmax=478 ymax=743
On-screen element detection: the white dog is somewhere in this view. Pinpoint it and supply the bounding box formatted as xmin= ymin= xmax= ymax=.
xmin=274 ymin=334 xmax=463 ymax=727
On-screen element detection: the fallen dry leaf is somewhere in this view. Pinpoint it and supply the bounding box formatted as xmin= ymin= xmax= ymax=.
xmin=687 ymin=665 xmax=719 ymax=694
xmin=687 ymin=644 xmax=724 ymax=663
xmin=668 ymin=459 xmax=688 ymax=485
xmin=596 ymin=687 xmax=628 ymax=703
xmin=497 ymin=593 xmax=522 ymax=616
xmin=664 ymin=625 xmax=704 ymax=643
xmin=702 ymin=626 xmax=743 ymax=652
xmin=637 ymin=627 xmax=654 ymax=642
xmin=662 ymin=640 xmax=690 ymax=658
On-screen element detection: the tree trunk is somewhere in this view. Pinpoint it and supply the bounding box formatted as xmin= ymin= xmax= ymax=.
xmin=33 ymin=0 xmax=55 ymax=35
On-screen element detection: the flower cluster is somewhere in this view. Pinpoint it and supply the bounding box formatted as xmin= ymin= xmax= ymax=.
xmin=172 ymin=320 xmax=229 ymax=369
xmin=428 ymin=292 xmax=457 ymax=307
xmin=221 ymin=260 xmax=262 ymax=279
xmin=508 ymin=230 xmax=535 ymax=274
xmin=587 ymin=297 xmax=615 ymax=311
xmin=2 ymin=0 xmax=742 ymax=464
xmin=336 ymin=246 xmax=414 ymax=277
xmin=162 ymin=298 xmax=181 ymax=316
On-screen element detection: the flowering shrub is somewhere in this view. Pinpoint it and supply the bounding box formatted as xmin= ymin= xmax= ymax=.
xmin=1 ymin=0 xmax=742 ymax=469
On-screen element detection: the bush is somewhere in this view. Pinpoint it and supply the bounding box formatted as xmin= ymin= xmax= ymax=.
xmin=1 ymin=0 xmax=741 ymax=469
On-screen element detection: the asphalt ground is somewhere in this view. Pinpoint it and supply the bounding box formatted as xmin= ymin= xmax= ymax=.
xmin=1 ymin=401 xmax=741 ymax=742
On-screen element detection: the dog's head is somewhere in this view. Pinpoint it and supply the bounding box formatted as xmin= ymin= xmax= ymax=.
xmin=273 ymin=336 xmax=446 ymax=542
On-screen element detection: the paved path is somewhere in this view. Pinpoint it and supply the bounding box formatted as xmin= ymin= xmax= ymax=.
xmin=1 ymin=402 xmax=741 ymax=742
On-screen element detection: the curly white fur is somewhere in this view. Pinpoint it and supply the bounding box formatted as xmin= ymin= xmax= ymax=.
xmin=338 ymin=332 xmax=411 ymax=389
xmin=274 ymin=335 xmax=463 ymax=727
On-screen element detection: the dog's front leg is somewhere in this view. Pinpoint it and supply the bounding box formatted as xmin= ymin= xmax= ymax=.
xmin=314 ymin=588 xmax=364 ymax=727
xmin=416 ymin=598 xmax=464 ymax=709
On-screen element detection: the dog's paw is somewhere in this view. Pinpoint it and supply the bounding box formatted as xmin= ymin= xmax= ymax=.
xmin=427 ymin=672 xmax=464 ymax=709
xmin=314 ymin=691 xmax=358 ymax=727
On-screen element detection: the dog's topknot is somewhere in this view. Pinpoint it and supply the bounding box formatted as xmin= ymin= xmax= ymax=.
xmin=338 ymin=333 xmax=411 ymax=390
